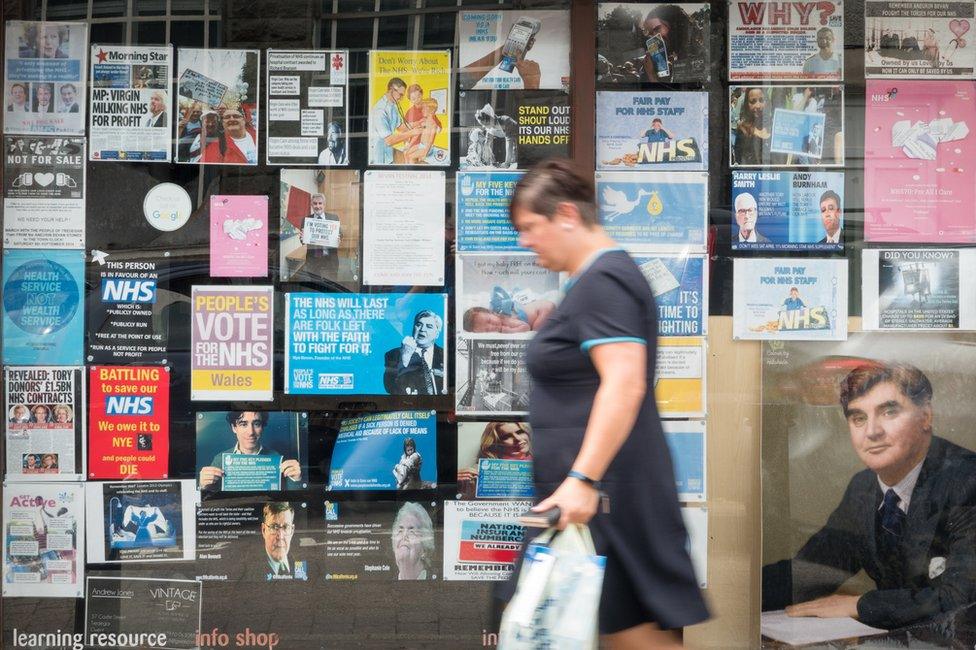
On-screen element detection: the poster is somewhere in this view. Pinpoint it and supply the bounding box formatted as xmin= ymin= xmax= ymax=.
xmin=631 ymin=253 xmax=708 ymax=336
xmin=322 ymin=500 xmax=441 ymax=581
xmin=3 ymin=136 xmax=85 ymax=249
xmin=733 ymin=258 xmax=848 ymax=341
xmin=2 ymin=482 xmax=84 ymax=597
xmin=88 ymin=366 xmax=169 ymax=480
xmin=85 ymin=577 xmax=201 ymax=649
xmin=209 ymin=195 xmax=268 ymax=278
xmin=285 ymin=292 xmax=448 ymax=396
xmin=362 ymin=170 xmax=445 ymax=286
xmin=2 ymin=248 xmax=84 ymax=366
xmin=196 ymin=411 xmax=308 ymax=492
xmin=458 ymin=10 xmax=571 ymax=90
xmin=459 ymin=91 xmax=570 ymax=170
xmin=862 ymin=248 xmax=976 ymax=330
xmin=5 ymin=367 xmax=84 ymax=482
xmin=596 ymin=91 xmax=708 ymax=170
xmin=84 ymin=479 xmax=197 ymax=563
xmin=89 ymin=45 xmax=172 ymax=162
xmin=594 ymin=172 xmax=708 ymax=250
xmin=266 ymin=49 xmax=349 ymax=166
xmin=731 ymin=170 xmax=845 ymax=250
xmin=175 ymin=48 xmax=259 ymax=165
xmin=191 ymin=286 xmax=273 ymax=401
xmin=656 ymin=336 xmax=707 ymax=418
xmin=456 ymin=338 xmax=531 ymax=416
xmin=87 ymin=252 xmax=168 ymax=364
xmin=864 ymin=80 xmax=976 ymax=243
xmin=457 ymin=253 xmax=559 ymax=336
xmin=681 ymin=506 xmax=708 ymax=588
xmin=865 ymin=0 xmax=976 ymax=78
xmin=456 ymin=421 xmax=534 ymax=500
xmin=443 ymin=500 xmax=530 ymax=581
xmin=663 ymin=420 xmax=706 ymax=502
xmin=279 ymin=169 xmax=360 ymax=289
xmin=328 ymin=411 xmax=437 ymax=491
xmin=4 ymin=21 xmax=88 ymax=135
xmin=728 ymin=0 xmax=843 ymax=81
xmin=729 ymin=85 xmax=845 ymax=166
xmin=456 ymin=171 xmax=526 ymax=252
xmin=367 ymin=50 xmax=450 ymax=166
xmin=197 ymin=500 xmax=309 ymax=582
xmin=761 ymin=333 xmax=976 ymax=638
xmin=596 ymin=3 xmax=711 ymax=84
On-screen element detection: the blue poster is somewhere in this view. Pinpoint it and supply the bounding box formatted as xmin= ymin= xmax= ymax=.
xmin=732 ymin=171 xmax=844 ymax=251
xmin=770 ymin=109 xmax=826 ymax=159
xmin=475 ymin=458 xmax=533 ymax=499
xmin=663 ymin=421 xmax=706 ymax=502
xmin=631 ymin=253 xmax=707 ymax=336
xmin=596 ymin=91 xmax=708 ymax=171
xmin=595 ymin=171 xmax=708 ymax=250
xmin=456 ymin=171 xmax=527 ymax=252
xmin=328 ymin=410 xmax=437 ymax=491
xmin=195 ymin=411 xmax=308 ymax=492
xmin=285 ymin=292 xmax=448 ymax=395
xmin=2 ymin=249 xmax=84 ymax=365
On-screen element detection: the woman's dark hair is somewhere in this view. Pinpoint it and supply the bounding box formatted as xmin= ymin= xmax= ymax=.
xmin=739 ymin=87 xmax=765 ymax=128
xmin=509 ymin=158 xmax=598 ymax=226
xmin=403 ymin=437 xmax=416 ymax=453
xmin=644 ymin=5 xmax=690 ymax=54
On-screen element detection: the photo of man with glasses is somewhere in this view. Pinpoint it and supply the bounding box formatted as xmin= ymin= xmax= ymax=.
xmin=260 ymin=502 xmax=306 ymax=580
xmin=734 ymin=191 xmax=769 ymax=244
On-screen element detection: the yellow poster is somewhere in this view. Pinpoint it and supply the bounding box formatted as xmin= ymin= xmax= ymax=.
xmin=655 ymin=336 xmax=706 ymax=417
xmin=368 ymin=49 xmax=451 ymax=166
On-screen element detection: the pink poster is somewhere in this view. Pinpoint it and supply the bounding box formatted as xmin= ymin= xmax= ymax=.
xmin=209 ymin=195 xmax=269 ymax=277
xmin=865 ymin=81 xmax=976 ymax=243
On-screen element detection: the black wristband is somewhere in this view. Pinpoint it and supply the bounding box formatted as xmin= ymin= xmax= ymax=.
xmin=567 ymin=469 xmax=601 ymax=489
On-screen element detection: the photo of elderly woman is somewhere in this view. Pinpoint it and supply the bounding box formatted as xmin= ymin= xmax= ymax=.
xmin=391 ymin=502 xmax=436 ymax=580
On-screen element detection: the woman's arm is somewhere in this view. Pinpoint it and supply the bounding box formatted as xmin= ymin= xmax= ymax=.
xmin=532 ymin=342 xmax=647 ymax=529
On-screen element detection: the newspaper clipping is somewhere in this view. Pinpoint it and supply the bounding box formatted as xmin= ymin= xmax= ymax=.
xmin=175 ymin=48 xmax=260 ymax=165
xmin=2 ymin=249 xmax=84 ymax=366
xmin=456 ymin=171 xmax=525 ymax=252
xmin=267 ymin=49 xmax=348 ymax=166
xmin=458 ymin=10 xmax=571 ymax=90
xmin=631 ymin=253 xmax=708 ymax=336
xmin=456 ymin=338 xmax=530 ymax=416
xmin=84 ymin=479 xmax=197 ymax=563
xmin=456 ymin=421 xmax=533 ymax=500
xmin=2 ymin=482 xmax=84 ymax=597
xmin=210 ymin=195 xmax=268 ymax=278
xmin=728 ymin=0 xmax=843 ymax=81
xmin=328 ymin=411 xmax=437 ymax=491
xmin=459 ymin=91 xmax=570 ymax=170
xmin=731 ymin=170 xmax=845 ymax=250
xmin=733 ymin=258 xmax=849 ymax=341
xmin=4 ymin=21 xmax=88 ymax=135
xmin=191 ymin=286 xmax=274 ymax=401
xmin=368 ymin=50 xmax=450 ymax=166
xmin=597 ymin=3 xmax=711 ymax=84
xmin=865 ymin=0 xmax=976 ymax=78
xmin=3 ymin=136 xmax=85 ymax=249
xmin=443 ymin=500 xmax=530 ymax=581
xmin=5 ymin=366 xmax=84 ymax=482
xmin=89 ymin=45 xmax=172 ymax=161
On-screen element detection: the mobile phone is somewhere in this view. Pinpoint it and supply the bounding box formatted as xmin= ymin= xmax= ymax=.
xmin=517 ymin=506 xmax=561 ymax=528
xmin=500 ymin=17 xmax=542 ymax=73
xmin=646 ymin=34 xmax=671 ymax=78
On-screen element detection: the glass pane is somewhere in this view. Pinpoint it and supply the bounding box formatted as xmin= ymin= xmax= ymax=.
xmin=337 ymin=0 xmax=376 ymax=13
xmin=318 ymin=20 xmax=334 ymax=48
xmin=92 ymin=0 xmax=127 ymax=17
xmin=424 ymin=0 xmax=458 ymax=6
xmin=89 ymin=22 xmax=126 ymax=44
xmin=336 ymin=18 xmax=374 ymax=48
xmin=44 ymin=0 xmax=87 ymax=20
xmin=421 ymin=11 xmax=455 ymax=46
xmin=381 ymin=0 xmax=413 ymax=9
xmin=172 ymin=0 xmax=209 ymax=15
xmin=135 ymin=0 xmax=168 ymax=16
xmin=133 ymin=21 xmax=167 ymax=44
xmin=209 ymin=20 xmax=223 ymax=47
xmin=377 ymin=15 xmax=412 ymax=47
xmin=171 ymin=21 xmax=205 ymax=47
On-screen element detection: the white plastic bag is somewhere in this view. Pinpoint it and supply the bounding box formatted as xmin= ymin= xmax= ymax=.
xmin=498 ymin=524 xmax=606 ymax=650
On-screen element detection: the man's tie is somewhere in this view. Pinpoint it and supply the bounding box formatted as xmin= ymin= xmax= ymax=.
xmin=878 ymin=488 xmax=906 ymax=563
xmin=277 ymin=563 xmax=289 ymax=576
xmin=419 ymin=351 xmax=435 ymax=394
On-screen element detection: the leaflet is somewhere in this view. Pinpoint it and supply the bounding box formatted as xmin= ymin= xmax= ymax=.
xmin=328 ymin=411 xmax=437 ymax=491
xmin=457 ymin=421 xmax=534 ymax=500
xmin=5 ymin=366 xmax=84 ymax=482
xmin=657 ymin=336 xmax=707 ymax=418
xmin=456 ymin=338 xmax=531 ymax=416
xmin=3 ymin=136 xmax=85 ymax=249
xmin=89 ymin=45 xmax=172 ymax=161
xmin=459 ymin=91 xmax=570 ymax=170
xmin=456 ymin=171 xmax=526 ymax=252
xmin=443 ymin=500 xmax=531 ymax=581
xmin=210 ymin=195 xmax=269 ymax=278
xmin=84 ymin=577 xmax=202 ymax=649
xmin=631 ymin=253 xmax=708 ymax=336
xmin=457 ymin=253 xmax=559 ymax=339
xmin=664 ymin=420 xmax=706 ymax=502
xmin=681 ymin=506 xmax=708 ymax=587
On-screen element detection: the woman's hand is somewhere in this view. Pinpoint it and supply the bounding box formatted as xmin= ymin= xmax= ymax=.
xmin=532 ymin=477 xmax=600 ymax=530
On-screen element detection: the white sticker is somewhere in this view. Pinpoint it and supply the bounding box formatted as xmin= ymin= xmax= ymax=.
xmin=269 ymin=75 xmax=301 ymax=96
xmin=308 ymin=86 xmax=344 ymax=107
xmin=269 ymin=98 xmax=301 ymax=121
xmin=301 ymin=109 xmax=325 ymax=136
xmin=143 ymin=182 xmax=193 ymax=232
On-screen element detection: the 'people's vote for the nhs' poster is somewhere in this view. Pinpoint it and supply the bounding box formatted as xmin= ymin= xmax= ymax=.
xmin=2 ymin=249 xmax=84 ymax=365
xmin=285 ymin=293 xmax=448 ymax=395
xmin=328 ymin=411 xmax=437 ymax=491
xmin=595 ymin=172 xmax=707 ymax=251
xmin=733 ymin=258 xmax=848 ymax=341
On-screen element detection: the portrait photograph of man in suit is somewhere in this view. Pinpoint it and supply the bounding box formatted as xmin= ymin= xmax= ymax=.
xmin=762 ymin=335 xmax=976 ymax=637
xmin=383 ymin=309 xmax=446 ymax=395
xmin=259 ymin=502 xmax=307 ymax=581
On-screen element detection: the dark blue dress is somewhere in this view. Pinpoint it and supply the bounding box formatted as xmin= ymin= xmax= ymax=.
xmin=524 ymin=249 xmax=709 ymax=632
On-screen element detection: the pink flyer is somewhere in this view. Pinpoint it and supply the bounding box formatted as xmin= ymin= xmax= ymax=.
xmin=209 ymin=195 xmax=269 ymax=277
xmin=865 ymin=81 xmax=976 ymax=243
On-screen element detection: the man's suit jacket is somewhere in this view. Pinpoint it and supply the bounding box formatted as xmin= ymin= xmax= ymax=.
xmin=738 ymin=230 xmax=770 ymax=244
xmin=818 ymin=234 xmax=840 ymax=244
xmin=763 ymin=436 xmax=976 ymax=629
xmin=383 ymin=345 xmax=444 ymax=395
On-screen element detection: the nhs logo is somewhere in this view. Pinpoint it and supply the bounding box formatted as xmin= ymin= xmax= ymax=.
xmin=101 ymin=278 xmax=157 ymax=303
xmin=105 ymin=396 xmax=154 ymax=415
